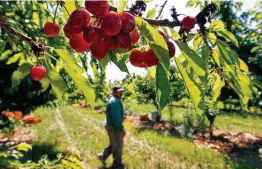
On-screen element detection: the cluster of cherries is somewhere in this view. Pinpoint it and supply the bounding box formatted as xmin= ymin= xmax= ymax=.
xmin=39 ymin=0 xmax=197 ymax=81
xmin=45 ymin=1 xmax=140 ymax=60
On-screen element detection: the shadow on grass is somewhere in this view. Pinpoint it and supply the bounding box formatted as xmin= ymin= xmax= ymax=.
xmin=20 ymin=143 xmax=67 ymax=163
xmin=136 ymin=127 xmax=262 ymax=169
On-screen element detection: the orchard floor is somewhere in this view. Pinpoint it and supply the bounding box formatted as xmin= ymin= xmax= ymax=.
xmin=28 ymin=105 xmax=262 ymax=169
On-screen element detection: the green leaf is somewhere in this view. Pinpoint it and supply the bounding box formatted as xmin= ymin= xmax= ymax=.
xmin=156 ymin=64 xmax=170 ymax=110
xmin=147 ymin=66 xmax=156 ymax=79
xmin=231 ymin=71 xmax=252 ymax=110
xmin=201 ymin=45 xmax=210 ymax=69
xmin=216 ymin=40 xmax=239 ymax=73
xmin=11 ymin=63 xmax=31 ymax=88
xmin=66 ymin=66 xmax=95 ymax=104
xmin=239 ymin=58 xmax=249 ymax=72
xmin=186 ymin=0 xmax=201 ymax=7
xmin=99 ymin=54 xmax=110 ymax=70
xmin=174 ymin=55 xmax=205 ymax=111
xmin=251 ymin=46 xmax=259 ymax=53
xmin=117 ymin=0 xmax=128 ymax=12
xmin=15 ymin=143 xmax=32 ymax=152
xmin=0 ymin=50 xmax=12 ymax=61
xmin=56 ymin=49 xmax=82 ymax=73
xmin=216 ymin=29 xmax=239 ymax=47
xmin=169 ymin=28 xmax=180 ymax=39
xmin=135 ymin=17 xmax=169 ymax=72
xmin=212 ymin=73 xmax=225 ymax=101
xmin=146 ymin=8 xmax=156 ymax=19
xmin=175 ymin=41 xmax=206 ymax=77
xmin=44 ymin=63 xmax=67 ymax=99
xmin=252 ymin=79 xmax=262 ymax=90
xmin=193 ymin=34 xmax=203 ymax=50
xmin=108 ymin=51 xmax=129 ymax=74
xmin=6 ymin=52 xmax=23 ymax=65
xmin=40 ymin=77 xmax=50 ymax=92
xmin=56 ymin=50 xmax=95 ymax=104
xmin=209 ymin=20 xmax=224 ymax=31
xmin=0 ymin=42 xmax=6 ymax=53
xmin=207 ymin=32 xmax=217 ymax=46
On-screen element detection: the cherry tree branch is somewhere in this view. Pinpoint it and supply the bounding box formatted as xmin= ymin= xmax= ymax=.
xmin=0 ymin=21 xmax=42 ymax=56
xmin=109 ymin=5 xmax=181 ymax=28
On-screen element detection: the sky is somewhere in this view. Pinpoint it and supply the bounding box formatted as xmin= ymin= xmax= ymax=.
xmin=98 ymin=0 xmax=258 ymax=82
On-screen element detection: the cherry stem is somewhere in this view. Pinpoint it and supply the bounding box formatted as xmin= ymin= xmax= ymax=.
xmin=53 ymin=3 xmax=59 ymax=23
xmin=63 ymin=5 xmax=70 ymax=17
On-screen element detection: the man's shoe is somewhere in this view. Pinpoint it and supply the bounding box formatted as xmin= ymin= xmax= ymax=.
xmin=111 ymin=163 xmax=125 ymax=169
xmin=97 ymin=154 xmax=106 ymax=166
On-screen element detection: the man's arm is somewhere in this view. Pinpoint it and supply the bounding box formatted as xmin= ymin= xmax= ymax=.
xmin=110 ymin=100 xmax=124 ymax=131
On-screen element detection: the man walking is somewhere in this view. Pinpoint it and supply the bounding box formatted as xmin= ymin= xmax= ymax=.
xmin=98 ymin=85 xmax=126 ymax=169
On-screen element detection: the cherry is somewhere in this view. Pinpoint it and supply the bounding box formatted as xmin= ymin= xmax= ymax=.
xmin=144 ymin=49 xmax=159 ymax=67
xmin=101 ymin=12 xmax=122 ymax=36
xmin=83 ymin=26 xmax=103 ymax=43
xmin=129 ymin=29 xmax=139 ymax=44
xmin=63 ymin=23 xmax=78 ymax=38
xmin=116 ymin=33 xmax=132 ymax=50
xmin=69 ymin=8 xmax=90 ymax=32
xmin=90 ymin=40 xmax=108 ymax=60
xmin=129 ymin=49 xmax=145 ymax=68
xmin=158 ymin=30 xmax=169 ymax=42
xmin=181 ymin=16 xmax=196 ymax=30
xmin=167 ymin=41 xmax=175 ymax=58
xmin=118 ymin=12 xmax=135 ymax=33
xmin=44 ymin=22 xmax=60 ymax=37
xmin=85 ymin=0 xmax=109 ymax=17
xmin=104 ymin=36 xmax=117 ymax=50
xmin=30 ymin=65 xmax=46 ymax=81
xmin=70 ymin=33 xmax=91 ymax=53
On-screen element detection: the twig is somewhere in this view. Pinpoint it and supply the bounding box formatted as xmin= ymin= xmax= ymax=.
xmin=156 ymin=0 xmax=168 ymax=19
xmin=109 ymin=5 xmax=180 ymax=28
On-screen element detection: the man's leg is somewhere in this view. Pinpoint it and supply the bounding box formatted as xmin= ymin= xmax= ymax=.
xmin=98 ymin=129 xmax=113 ymax=164
xmin=111 ymin=129 xmax=124 ymax=168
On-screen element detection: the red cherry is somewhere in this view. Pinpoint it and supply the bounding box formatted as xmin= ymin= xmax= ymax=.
xmin=104 ymin=36 xmax=117 ymax=50
xmin=90 ymin=40 xmax=108 ymax=60
xmin=70 ymin=33 xmax=91 ymax=53
xmin=63 ymin=23 xmax=78 ymax=38
xmin=69 ymin=9 xmax=90 ymax=32
xmin=144 ymin=49 xmax=159 ymax=67
xmin=85 ymin=0 xmax=109 ymax=17
xmin=101 ymin=12 xmax=122 ymax=36
xmin=83 ymin=26 xmax=103 ymax=43
xmin=129 ymin=49 xmax=145 ymax=68
xmin=118 ymin=12 xmax=135 ymax=33
xmin=44 ymin=22 xmax=60 ymax=37
xmin=158 ymin=30 xmax=169 ymax=42
xmin=181 ymin=16 xmax=196 ymax=30
xmin=116 ymin=33 xmax=132 ymax=50
xmin=129 ymin=29 xmax=139 ymax=44
xmin=167 ymin=41 xmax=175 ymax=58
xmin=30 ymin=65 xmax=46 ymax=81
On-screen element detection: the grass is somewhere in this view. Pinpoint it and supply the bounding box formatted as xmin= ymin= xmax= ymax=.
xmin=124 ymin=101 xmax=262 ymax=136
xmin=29 ymin=104 xmax=262 ymax=169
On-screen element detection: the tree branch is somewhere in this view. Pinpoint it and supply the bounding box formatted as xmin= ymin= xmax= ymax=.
xmin=0 ymin=21 xmax=42 ymax=56
xmin=109 ymin=5 xmax=180 ymax=28
xmin=156 ymin=0 xmax=168 ymax=19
